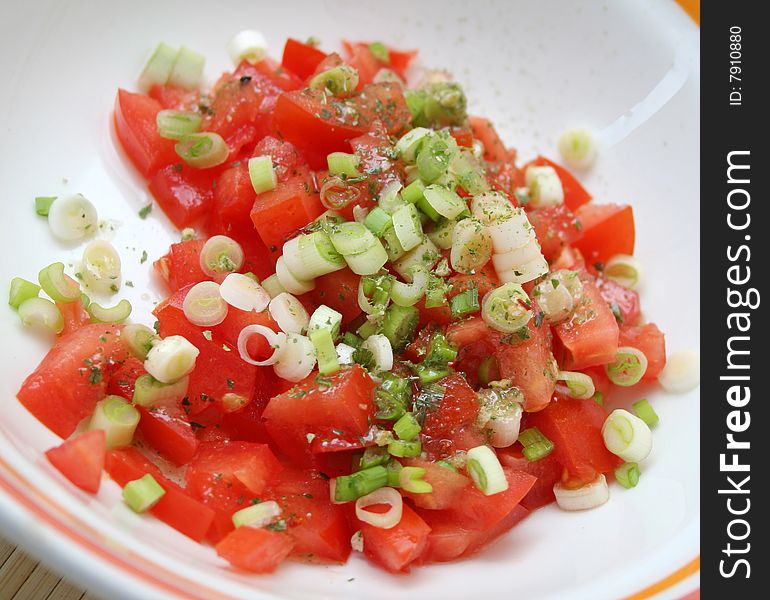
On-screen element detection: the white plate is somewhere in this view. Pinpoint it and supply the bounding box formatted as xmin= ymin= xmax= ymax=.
xmin=0 ymin=1 xmax=699 ymax=598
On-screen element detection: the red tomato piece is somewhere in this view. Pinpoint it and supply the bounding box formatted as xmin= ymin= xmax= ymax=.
xmin=421 ymin=374 xmax=480 ymax=456
xmin=401 ymin=458 xmax=472 ymax=510
xmin=212 ymin=307 xmax=280 ymax=361
xmin=360 ymin=503 xmax=431 ymax=573
xmin=216 ymin=526 xmax=294 ymax=574
xmin=469 ymin=116 xmax=510 ymax=162
xmin=17 ymin=324 xmax=125 ymax=438
xmin=138 ymin=406 xmax=199 ymax=466
xmin=525 ymin=156 xmax=592 ymax=212
xmin=462 ymin=503 xmax=530 ymax=557
xmin=551 ymin=245 xmax=587 ymax=272
xmin=148 ymin=84 xmax=199 ymax=111
xmin=449 ymin=127 xmax=474 ymax=148
xmin=528 ymin=205 xmax=583 ymax=262
xmin=221 ymin=366 xmax=283 ymax=444
xmin=573 ymin=204 xmax=635 ymax=265
xmin=153 ymin=239 xmax=208 ymax=292
xmin=238 ymin=57 xmax=304 ymax=92
xmin=148 ymin=164 xmax=216 ymax=229
xmin=597 ymin=277 xmax=641 ymax=326
xmin=446 ymin=316 xmax=490 ymax=348
xmin=307 ymin=268 xmax=361 ymax=326
xmin=105 ymin=448 xmax=215 ymax=541
xmin=114 ymin=89 xmax=178 ymax=177
xmin=57 ymin=299 xmax=91 ymax=337
xmin=485 ymin=160 xmax=525 ymax=200
xmin=619 ymin=323 xmax=666 ymax=380
xmin=106 ymin=356 xmax=145 ymax=399
xmin=45 ymin=430 xmax=105 ymax=494
xmin=207 ymin=164 xmax=256 ymax=240
xmin=497 ymin=448 xmax=563 ymax=509
xmin=553 ymin=276 xmax=620 ymax=370
xmin=281 ymin=38 xmax=328 ymax=79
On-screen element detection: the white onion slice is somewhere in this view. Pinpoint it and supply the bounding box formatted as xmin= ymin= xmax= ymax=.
xmin=658 ymin=349 xmax=700 ymax=394
xmin=199 ymin=235 xmax=244 ymax=277
xmin=355 ymin=487 xmax=403 ymax=529
xmin=47 ymin=194 xmax=98 ymax=241
xmin=273 ymin=333 xmax=316 ymax=382
xmin=81 ymin=239 xmax=122 ymax=294
xmin=497 ymin=254 xmax=549 ymax=284
xmin=219 ymin=273 xmax=271 ymax=312
xmin=237 ymin=324 xmax=287 ymax=366
xmin=361 ymin=334 xmax=394 ymax=371
xmin=489 ymin=409 xmax=523 ymax=448
xmin=226 ymin=30 xmax=268 ymax=65
xmin=336 ymin=343 xmax=357 ymax=365
xmin=275 ymin=256 xmax=315 ymax=295
xmin=182 ymin=281 xmax=228 ymax=327
xmin=602 ymin=409 xmax=653 ymax=462
xmin=487 ymin=209 xmax=537 ymax=254
xmin=525 ymin=165 xmax=564 ymax=208
xmin=350 ymin=530 xmax=364 ymax=552
xmin=144 ymin=335 xmax=199 ymax=384
xmin=554 ymin=474 xmax=609 ymax=511
xmin=490 ymin=239 xmax=542 ymax=272
xmin=450 ymin=218 xmax=492 ymax=274
xmin=269 ymin=292 xmax=309 ymax=334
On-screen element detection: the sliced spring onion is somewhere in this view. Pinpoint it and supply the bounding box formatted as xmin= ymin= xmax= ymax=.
xmin=476 ymin=384 xmax=523 ymax=448
xmin=392 ymin=236 xmax=440 ymax=281
xmin=199 ymin=235 xmax=244 ymax=277
xmin=282 ymin=231 xmax=345 ymax=281
xmin=386 ymin=459 xmax=403 ymax=487
xmin=17 ymin=297 xmax=64 ymax=334
xmin=183 ymin=281 xmax=228 ymax=327
xmin=449 ymin=149 xmax=490 ymax=195
xmin=381 ymin=304 xmax=419 ymax=353
xmin=226 ymin=30 xmax=268 ymax=65
xmin=237 ymin=324 xmax=287 ymax=366
xmin=123 ymin=474 xmax=166 ymax=513
xmin=358 ymin=274 xmax=392 ymax=315
xmin=604 ymin=254 xmax=643 ymax=289
xmin=409 ymin=81 xmax=467 ymax=128
xmin=273 ymin=333 xmax=316 ymax=382
xmin=320 ymin=176 xmax=361 ymax=210
xmin=401 ymin=179 xmax=426 ymax=205
xmin=556 ymin=371 xmax=596 ymax=400
xmin=309 ymin=327 xmax=340 ymax=375
xmin=327 ymin=152 xmax=361 ymax=178
xmin=167 ymin=46 xmax=205 ymax=90
xmin=632 ymin=399 xmax=659 ymax=428
xmin=450 ymin=288 xmax=480 ymax=319
xmin=605 ymin=346 xmax=648 ymax=386
xmin=392 ymin=203 xmax=424 ymax=251
xmin=181 ymin=227 xmax=196 ymax=241
xmin=275 ymin=256 xmax=315 ymax=295
xmin=35 ymin=196 xmax=56 ymax=217
xmin=554 ymin=474 xmax=609 ymax=511
xmin=465 ymin=445 xmax=508 ymax=495
xmin=81 ymin=240 xmax=122 ymax=295
xmin=232 ymin=501 xmax=282 ymax=529
xmin=88 ymin=299 xmax=132 ymax=324
xmin=269 ymin=292 xmax=309 ymax=334
xmin=260 ymin=274 xmax=286 ymax=299
xmin=518 ymin=427 xmax=554 ymax=461
xmin=156 ymin=110 xmax=202 ymax=140
xmin=416 ymin=135 xmax=455 ymax=183
xmin=368 ymin=41 xmax=390 ymax=63
xmin=395 ymin=127 xmax=432 ymax=163
xmin=248 ymin=155 xmax=277 ymax=194
xmin=490 ymin=239 xmax=542 ymax=272
xmin=9 ymin=277 xmax=40 ymax=309
xmin=426 ymin=218 xmax=456 ymax=250
xmin=308 ymin=305 xmax=343 ymax=338
xmin=470 ymin=192 xmax=514 ymax=226
xmin=364 ymin=207 xmax=393 ymax=237
xmin=425 ymin=273 xmax=449 ymax=308
xmin=359 ymin=446 xmax=390 ymax=470
xmin=47 ymin=194 xmax=98 ymax=241
xmin=89 ymin=395 xmax=140 ymax=448
xmin=335 ymin=342 xmax=357 ymax=365
xmin=361 ymin=334 xmax=394 ymax=372
xmin=393 ymin=412 xmax=420 ymax=441
xmin=329 ymin=222 xmax=377 ymax=256
xmin=122 ymin=323 xmax=158 ymax=360
xmin=219 ymin=273 xmax=271 ymax=312
xmin=450 ymin=218 xmax=491 ymax=274
xmin=355 ymin=487 xmax=402 ymax=529
xmin=377 ymin=180 xmax=406 ymax=215
xmin=381 ymin=224 xmax=407 ymax=262
xmin=309 ymin=65 xmax=359 ymax=96
xmin=422 ymin=185 xmax=466 ymax=219
xmin=144 ymin=335 xmax=200 ymax=384
xmin=525 ymin=165 xmax=564 ymax=208
xmin=602 ymin=409 xmax=653 ymax=462
xmin=388 ymin=439 xmax=421 ymax=458
xmin=532 ymin=270 xmax=583 ymax=324
xmin=614 ymin=462 xmax=641 ymax=489
xmin=133 ymin=374 xmax=189 ymax=408
xmin=486 ymin=207 xmax=536 ymax=254
xmin=488 ymin=407 xmax=523 ymax=448
xmin=344 ymin=241 xmax=389 ymax=276
xmin=496 ymin=254 xmax=550 ymax=286
xmin=390 ymin=267 xmax=428 ymax=307
xmin=350 ymin=530 xmax=364 ymax=552
xmin=399 ymin=466 xmax=432 ymax=494
xmin=175 ymin=132 xmax=228 ymax=169
xmin=427 ymin=331 xmax=458 ymax=364
xmin=334 ymin=465 xmax=389 ymax=502
xmin=558 ymin=127 xmax=597 ymax=170
xmin=658 ymin=349 xmax=700 ymax=394
xmin=411 ymin=362 xmax=450 ymax=384
xmin=138 ymin=42 xmax=178 ymax=91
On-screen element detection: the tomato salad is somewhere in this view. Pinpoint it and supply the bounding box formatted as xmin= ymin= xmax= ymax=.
xmin=11 ymin=32 xmax=675 ymax=574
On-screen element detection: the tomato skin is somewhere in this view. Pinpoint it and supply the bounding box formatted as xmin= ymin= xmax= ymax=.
xmin=154 ymin=239 xmax=208 ymax=292
xmin=469 ymin=116 xmax=510 ymax=162
xmin=207 ymin=164 xmax=256 ymax=240
xmin=497 ymin=449 xmax=563 ymax=509
xmin=221 ymin=366 xmax=283 ymax=444
xmin=138 ymin=406 xmax=199 ymax=466
xmin=573 ymin=203 xmax=635 ymax=265
xmin=105 ymin=448 xmax=215 ymax=541
xmin=213 ymin=307 xmax=280 ymax=361
xmin=57 ymin=299 xmax=91 ymax=336
xmin=45 ymin=430 xmax=105 ymax=494
xmin=148 ymin=84 xmax=199 ymax=110
xmin=240 ymin=57 xmax=305 ymax=92
xmin=524 ymin=156 xmax=592 ymax=212
xmin=307 ymin=268 xmax=361 ymax=326
xmin=360 ymin=503 xmax=431 ymax=573
xmin=528 ymin=205 xmax=583 ymax=262
xmin=148 ymin=164 xmax=216 ymax=229
xmin=114 ymin=89 xmax=178 ymax=177
xmin=619 ymin=323 xmax=666 ymax=380
xmin=106 ymin=356 xmax=145 ymax=399
xmin=17 ymin=324 xmax=125 ymax=438
xmin=281 ymin=38 xmax=328 ymax=79
xmin=597 ymin=277 xmax=641 ymax=326
xmin=421 ymin=374 xmax=481 ymax=457
xmin=216 ymin=526 xmax=294 ymax=573
xmin=401 ymin=458 xmax=471 ymax=510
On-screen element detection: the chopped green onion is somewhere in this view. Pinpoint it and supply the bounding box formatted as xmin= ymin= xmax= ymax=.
xmin=605 ymin=346 xmax=648 ymax=387
xmin=518 ymin=427 xmax=554 ymax=461
xmin=122 ymin=324 xmax=158 ymax=360
xmin=386 ymin=459 xmax=403 ymax=487
xmin=449 ymin=150 xmax=490 ymax=195
xmin=268 ymin=291 xmax=310 ymax=334
xmin=411 ymin=362 xmax=451 ymax=385
xmin=356 ymin=317 xmax=381 ymax=340
xmin=406 ymin=82 xmax=468 ymax=128
xmin=282 ymin=231 xmax=345 ymax=281
xmin=144 ymin=335 xmax=200 ymax=384
xmin=89 ymin=395 xmax=140 ymax=448
xmin=17 ymin=297 xmax=64 ymax=334
xmin=200 ymin=235 xmax=244 ymax=277
xmin=393 ymin=412 xmax=421 ymax=441
xmin=592 ymin=391 xmax=605 ymax=406
xmin=9 ymin=278 xmax=41 ymax=309
xmin=364 ymin=207 xmax=393 ymax=237
xmin=437 ymin=459 xmax=457 ymax=472
xmin=47 ymin=194 xmax=98 ymax=241
xmin=427 ymin=331 xmax=458 ymax=364
xmin=401 ymin=179 xmax=426 ymax=205
xmin=334 ymin=466 xmax=388 ymax=502
xmin=557 ymin=127 xmax=597 ymax=170
xmin=604 ymin=254 xmax=643 ymax=289
xmin=308 ymin=305 xmax=343 ymax=339
xmin=399 ymin=466 xmax=432 ymax=493
xmin=526 ymin=165 xmax=564 ymax=208
xmin=426 ymin=218 xmax=456 ymax=250
xmin=309 ymin=327 xmax=340 ymax=375
xmin=614 ymin=462 xmax=641 ymax=489
xmin=368 ymin=41 xmax=390 ymax=63
xmin=466 ymin=445 xmax=508 ymax=495
xmin=450 ymin=217 xmax=491 ymax=274
xmin=181 ymin=227 xmax=196 ymax=241
xmin=88 ymin=299 xmax=132 ymax=324
xmin=123 ymin=474 xmax=166 ymax=513
xmin=481 ymin=282 xmax=533 ymax=333
xmin=156 ymin=110 xmax=202 ymax=140
xmin=375 ymin=373 xmax=410 ymax=421
xmin=226 ymin=30 xmax=268 ymax=65
xmin=343 ymin=332 xmax=363 ymax=349
xmin=35 ymin=196 xmax=56 ymax=217
xmin=416 ymin=137 xmax=453 ymax=183
xmin=422 ymin=185 xmax=466 ymax=219
xmin=424 ymin=273 xmax=449 ymax=308
xmin=329 ymin=222 xmax=377 ymax=256
xmin=390 ymin=267 xmax=428 ymax=307
xmin=138 ymin=42 xmax=178 ymax=91
xmin=557 ymin=371 xmax=596 ymax=400
xmin=81 ymin=240 xmax=122 ymax=295
xmin=395 ymin=128 xmax=433 ymax=164
xmin=359 ymin=446 xmax=390 ymax=470
xmin=327 ymin=152 xmax=361 ymax=178
xmin=632 ymin=399 xmax=659 ymax=428
xmin=554 ymin=474 xmax=609 ymax=510
xmin=602 ymin=409 xmax=653 ymax=462
xmin=388 ymin=439 xmax=421 ymax=458
xmin=391 ymin=204 xmax=424 ymax=252
xmin=38 ymin=262 xmax=80 ymax=304
xmin=343 ymin=241 xmax=389 ymax=276
xmin=450 ymin=288 xmax=480 ymax=319
xmin=248 ymin=155 xmax=277 ymax=194
xmin=309 ymin=65 xmax=359 ymax=96
xmin=361 ymin=333 xmax=394 ymax=371
xmin=381 ymin=224 xmax=407 ymax=262
xmin=232 ymin=500 xmax=282 ymax=529
xmin=261 ymin=274 xmax=286 ymax=299
xmin=381 ymin=304 xmax=419 ymax=353
xmin=167 ymin=46 xmax=205 ymax=90
xmin=176 ymin=132 xmax=228 ymax=169
xmin=392 ymin=236 xmax=440 ymax=281
xmin=133 ymin=374 xmax=189 ymax=408
xmin=377 ymin=181 xmax=406 ymax=215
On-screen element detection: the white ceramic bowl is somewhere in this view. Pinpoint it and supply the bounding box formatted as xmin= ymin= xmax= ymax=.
xmin=0 ymin=1 xmax=699 ymax=598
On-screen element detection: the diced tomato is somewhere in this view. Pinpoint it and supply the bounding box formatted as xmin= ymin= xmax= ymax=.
xmin=216 ymin=526 xmax=294 ymax=573
xmin=524 ymin=156 xmax=592 ymax=212
xmin=263 ymin=366 xmax=376 ymax=467
xmin=57 ymin=299 xmax=91 ymax=337
xmin=153 ymin=239 xmax=208 ymax=292
xmin=45 ymin=430 xmax=105 ymax=494
xmin=421 ymin=374 xmax=481 ymax=457
xmin=619 ymin=323 xmax=666 ymax=380
xmin=484 ymin=160 xmax=525 ymax=200
xmin=281 ymin=38 xmax=328 ymax=79
xmin=420 ymin=266 xmax=499 ymax=328
xmin=495 ymin=317 xmax=557 ymax=412
xmin=221 ymin=367 xmax=283 ymax=444
xmin=114 ymin=89 xmax=178 ymax=177
xmin=449 ymin=127 xmax=474 ymax=148
xmin=239 ymin=57 xmax=304 ymax=92
xmin=573 ymin=204 xmax=635 ymax=265
xmin=469 ymin=116 xmax=510 ymax=162
xmin=307 ymin=268 xmax=362 ymax=326
xmin=148 ymin=84 xmax=199 ymax=111
xmin=446 ymin=316 xmax=490 ymax=348
xmin=463 ymin=503 xmax=530 ymax=557
xmin=342 ymin=43 xmax=380 ymax=87
xmin=553 ymin=276 xmax=619 ymax=370
xmin=497 ymin=448 xmax=563 ymax=509
xmin=105 ymin=448 xmax=215 ymax=541
xmin=207 ymin=164 xmax=256 ymax=240
xmin=597 ymin=277 xmax=641 ymax=326
xmin=400 ymin=458 xmax=471 ymax=510
xmin=525 ymin=397 xmax=621 ymax=486
xmin=17 ymin=324 xmax=126 ymax=438
xmin=137 ymin=406 xmax=199 ymax=466
xmin=360 ymin=503 xmax=431 ymax=573
xmin=251 ymin=136 xmax=306 ymax=182
xmin=387 ymin=47 xmax=418 ymax=79
xmin=106 ymin=356 xmax=145 ymax=399
xmin=551 ymin=245 xmax=587 ymax=271
xmin=213 ymin=307 xmax=280 ymax=360
xmin=528 ymin=205 xmax=583 ymax=262
xmin=148 ymin=164 xmax=216 ymax=229
xmin=341 ymin=41 xmax=417 ymax=80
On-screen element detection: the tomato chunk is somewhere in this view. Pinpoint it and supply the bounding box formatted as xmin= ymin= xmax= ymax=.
xmin=619 ymin=323 xmax=666 ymax=380
xmin=45 ymin=430 xmax=105 ymax=494
xmin=138 ymin=406 xmax=199 ymax=466
xmin=469 ymin=116 xmax=510 ymax=162
xmin=154 ymin=239 xmax=208 ymax=292
xmin=281 ymin=38 xmax=328 ymax=79
xmin=401 ymin=458 xmax=471 ymax=510
xmin=57 ymin=299 xmax=91 ymax=337
xmin=573 ymin=204 xmax=635 ymax=265
xmin=528 ymin=205 xmax=583 ymax=262
xmin=148 ymin=163 xmax=216 ymax=229
xmin=216 ymin=526 xmax=294 ymax=573
xmin=597 ymin=277 xmax=641 ymax=327
xmin=525 ymin=156 xmax=592 ymax=212
xmin=497 ymin=448 xmax=563 ymax=509
xmin=421 ymin=374 xmax=481 ymax=457
xmin=307 ymin=268 xmax=362 ymax=326
xmin=360 ymin=503 xmax=431 ymax=573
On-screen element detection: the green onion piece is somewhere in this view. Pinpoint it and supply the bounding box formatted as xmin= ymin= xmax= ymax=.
xmin=167 ymin=46 xmax=205 ymax=90
xmin=282 ymin=231 xmax=344 ymax=281
xmin=558 ymin=127 xmax=598 ymax=170
xmin=381 ymin=224 xmax=407 ymax=262
xmin=261 ymin=274 xmax=286 ymax=299
xmin=368 ymin=41 xmax=390 ymax=63
xmin=17 ymin=297 xmax=64 ymax=334
xmin=632 ymin=399 xmax=659 ymax=428
xmin=411 ymin=362 xmax=451 ymax=385
xmin=356 ymin=317 xmax=381 ymax=340
xmin=406 ymin=82 xmax=468 ymax=128
xmin=35 ymin=196 xmax=56 ymax=217
xmin=123 ymin=474 xmax=166 ymax=513
xmin=133 ymin=374 xmax=189 ymax=408
xmin=122 ymin=324 xmax=158 ymax=360
xmin=402 ymin=179 xmax=426 ymax=205
xmin=359 ymin=446 xmax=390 ymax=470
xmin=181 ymin=227 xmax=196 ymax=241
xmin=309 ymin=327 xmax=340 ymax=375
xmin=391 ymin=204 xmax=424 ymax=252
xmin=138 ymin=42 xmax=178 ymax=91
xmin=156 ymin=110 xmax=202 ymax=140
xmin=38 ymin=262 xmax=80 ymax=303
xmin=449 ymin=150 xmax=490 ymax=195
xmin=605 ymin=347 xmax=648 ymax=387
xmin=88 ymin=299 xmax=132 ymax=324
xmin=592 ymin=391 xmax=605 ymax=406
xmin=309 ymin=65 xmax=359 ymax=96
xmin=436 ymin=460 xmax=457 ymax=472
xmin=395 ymin=128 xmax=432 ymax=163
xmin=232 ymin=500 xmax=281 ymax=529
xmin=424 ymin=274 xmax=449 ymax=308
xmin=388 ymin=439 xmax=421 ymax=458
xmin=390 ymin=267 xmax=428 ymax=308
xmin=329 ymin=222 xmax=376 ymax=256
xmin=308 ymin=304 xmax=343 ymax=338
xmin=450 ymin=288 xmax=480 ymax=319
xmin=175 ymin=132 xmax=229 ymax=169
xmin=80 ymin=292 xmax=91 ymax=308
xmin=614 ymin=462 xmax=641 ymax=489
xmin=334 ymin=465 xmax=388 ymax=502
xmin=381 ymin=304 xmax=419 ymax=353
xmin=466 ymin=445 xmax=508 ymax=495
xmin=364 ymin=207 xmax=393 ymax=237
xmin=416 ymin=137 xmax=454 ymax=183
xmin=422 ymin=185 xmax=466 ymax=220
xmin=9 ymin=277 xmax=41 ymax=309
xmin=416 ymin=196 xmax=442 ymax=222
xmin=427 ymin=331 xmax=458 ymax=364
xmin=343 ymin=331 xmax=363 ymax=349
xmin=375 ymin=373 xmax=410 ymax=421
xmin=343 ymin=241 xmax=389 ymax=276
xmin=426 ymin=218 xmax=456 ymax=250
xmin=386 ymin=460 xmax=403 ymax=487
xmin=399 ymin=466 xmax=432 ymax=494
xmin=393 ymin=412 xmax=421 ymax=441
xmin=89 ymin=395 xmax=140 ymax=448
xmin=327 ymin=152 xmax=361 ymax=178
xmin=248 ymin=155 xmax=277 ymax=194
xmin=481 ymin=282 xmax=533 ymax=332
xmin=604 ymin=254 xmax=642 ymax=289
xmin=518 ymin=427 xmax=555 ymax=461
